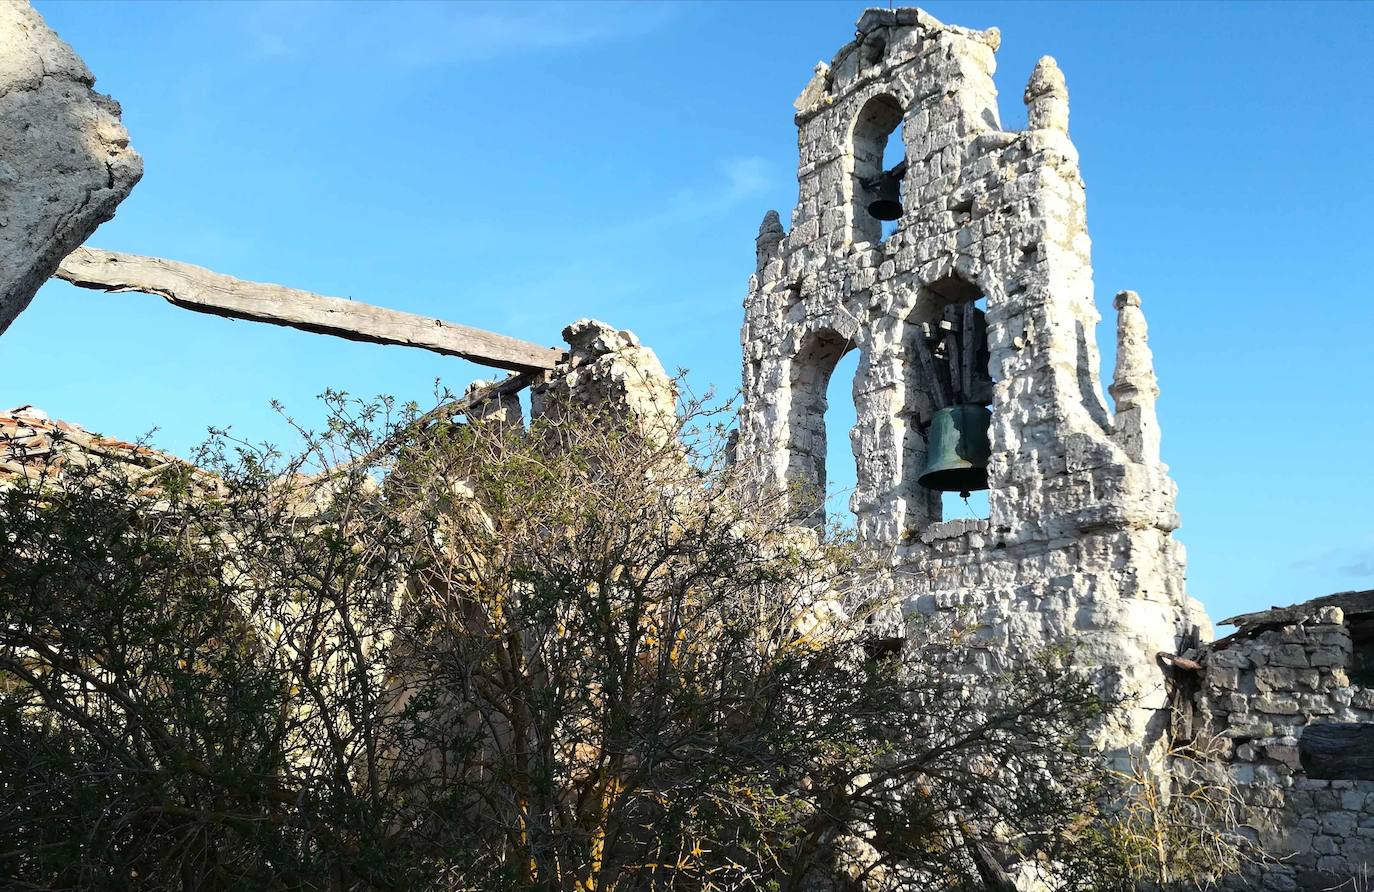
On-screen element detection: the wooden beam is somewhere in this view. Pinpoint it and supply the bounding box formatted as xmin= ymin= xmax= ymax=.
xmin=942 ymin=305 xmax=962 ymax=405
xmin=912 ymin=324 xmax=948 ymax=410
xmin=961 ymin=301 xmax=977 ymax=402
xmin=54 ymin=247 xmax=564 ymax=374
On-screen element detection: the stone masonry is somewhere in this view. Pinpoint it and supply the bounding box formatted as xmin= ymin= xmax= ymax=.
xmin=736 ymin=10 xmax=1374 ymax=886
xmin=1188 ymin=593 xmax=1374 ymax=889
xmin=734 ymin=7 xmax=1211 ymax=760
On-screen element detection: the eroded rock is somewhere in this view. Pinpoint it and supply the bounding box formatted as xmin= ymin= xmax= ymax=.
xmin=0 ymin=0 xmax=141 ymax=336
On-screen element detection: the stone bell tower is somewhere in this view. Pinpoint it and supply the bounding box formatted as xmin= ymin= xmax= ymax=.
xmin=736 ymin=8 xmax=1211 ymax=755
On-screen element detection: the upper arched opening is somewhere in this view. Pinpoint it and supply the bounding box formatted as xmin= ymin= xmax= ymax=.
xmin=851 ymin=94 xmax=906 ymax=245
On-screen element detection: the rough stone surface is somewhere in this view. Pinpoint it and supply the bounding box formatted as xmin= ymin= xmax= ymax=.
xmin=462 ymin=379 xmax=524 ymax=427
xmin=733 ymin=6 xmax=1210 ymax=760
xmin=1192 ymin=605 xmax=1374 ymax=890
xmin=0 ymin=0 xmax=141 ymax=336
xmin=7 ymin=4 xmax=1367 ymax=885
xmin=533 ymin=318 xmax=678 ymax=444
xmin=733 ymin=11 xmax=1374 ymax=884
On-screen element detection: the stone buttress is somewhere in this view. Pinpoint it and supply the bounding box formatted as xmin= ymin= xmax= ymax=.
xmin=735 ymin=7 xmax=1211 ymax=757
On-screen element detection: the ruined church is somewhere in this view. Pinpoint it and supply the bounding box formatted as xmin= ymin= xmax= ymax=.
xmin=4 ymin=3 xmax=1373 ymax=888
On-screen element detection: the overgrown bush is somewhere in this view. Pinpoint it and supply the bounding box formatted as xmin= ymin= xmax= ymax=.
xmin=0 ymin=391 xmax=1239 ymax=890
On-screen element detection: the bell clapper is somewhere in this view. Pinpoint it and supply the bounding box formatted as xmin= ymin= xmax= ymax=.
xmin=961 ymin=491 xmax=977 ymax=518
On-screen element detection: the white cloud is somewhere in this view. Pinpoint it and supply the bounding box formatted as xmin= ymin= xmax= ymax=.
xmin=241 ymin=1 xmax=678 ymax=66
xmin=723 ymin=156 xmax=771 ymax=199
xmin=1291 ymin=535 xmax=1374 ymax=578
xmin=658 ymin=156 xmax=776 ymax=226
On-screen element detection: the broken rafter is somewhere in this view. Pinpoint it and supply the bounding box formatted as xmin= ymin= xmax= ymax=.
xmin=1156 ymin=651 xmax=1203 ymax=672
xmin=54 ymin=247 xmax=564 ymax=374
xmin=313 ymin=372 xmax=535 ymax=484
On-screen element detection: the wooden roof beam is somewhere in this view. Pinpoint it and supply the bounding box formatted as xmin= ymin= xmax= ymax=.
xmin=54 ymin=247 xmax=564 ymax=374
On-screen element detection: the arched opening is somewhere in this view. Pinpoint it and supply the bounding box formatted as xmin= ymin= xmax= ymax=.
xmin=824 ymin=348 xmax=862 ymax=528
xmin=903 ymin=279 xmax=993 ymax=532
xmin=786 ymin=330 xmax=857 ymax=528
xmin=880 ymin=120 xmax=905 ymax=243
xmin=851 ymin=94 xmax=905 ymax=245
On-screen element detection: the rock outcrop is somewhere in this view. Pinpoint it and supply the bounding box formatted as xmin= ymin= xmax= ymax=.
xmin=0 ymin=0 xmax=141 ymax=336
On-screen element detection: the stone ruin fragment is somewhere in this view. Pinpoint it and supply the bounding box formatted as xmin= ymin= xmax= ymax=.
xmin=734 ymin=6 xmax=1210 ymax=763
xmin=1186 ymin=593 xmax=1374 ymax=888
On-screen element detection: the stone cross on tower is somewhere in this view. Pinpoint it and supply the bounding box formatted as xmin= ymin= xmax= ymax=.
xmin=735 ymin=7 xmax=1212 ymax=759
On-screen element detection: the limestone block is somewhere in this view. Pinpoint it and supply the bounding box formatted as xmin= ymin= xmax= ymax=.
xmin=1317 ymin=606 xmax=1346 ymax=625
xmin=1267 ymin=744 xmax=1302 ymax=770
xmin=1309 ymin=646 xmax=1348 ymax=668
xmin=1261 ymin=873 xmax=1299 ymax=892
xmin=1226 ymin=717 xmax=1275 ymax=739
xmin=0 ymin=0 xmax=141 ymax=335
xmin=534 ymin=319 xmax=677 ymax=446
xmin=1317 ymin=856 xmax=1347 ymax=877
xmin=1270 ymin=645 xmax=1311 ymax=668
xmin=1249 ymin=785 xmax=1287 ymax=809
xmin=462 ymin=379 xmax=523 ymax=426
xmin=1295 ymin=693 xmax=1336 ymax=715
xmin=1211 ymin=648 xmax=1253 ymax=670
xmin=1256 ymin=666 xmax=1299 ymax=692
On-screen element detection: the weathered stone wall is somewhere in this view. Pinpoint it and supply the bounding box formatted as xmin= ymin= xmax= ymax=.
xmin=735 ymin=6 xmax=1210 ymax=758
xmin=532 ymin=318 xmax=677 ymax=440
xmin=1194 ymin=607 xmax=1374 ymax=889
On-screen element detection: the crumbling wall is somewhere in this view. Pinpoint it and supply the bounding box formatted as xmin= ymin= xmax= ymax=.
xmin=734 ymin=7 xmax=1209 ymax=758
xmin=532 ymin=318 xmax=677 ymax=444
xmin=1193 ymin=606 xmax=1374 ymax=889
xmin=0 ymin=0 xmax=142 ymax=336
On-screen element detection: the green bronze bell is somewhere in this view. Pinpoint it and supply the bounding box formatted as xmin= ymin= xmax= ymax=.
xmin=918 ymin=403 xmax=991 ymax=497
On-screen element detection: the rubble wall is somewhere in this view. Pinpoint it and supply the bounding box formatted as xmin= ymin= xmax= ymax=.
xmin=1195 ymin=608 xmax=1374 ymax=889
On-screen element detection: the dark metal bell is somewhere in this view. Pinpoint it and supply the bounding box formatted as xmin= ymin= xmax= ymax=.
xmin=866 ymin=171 xmax=903 ymax=221
xmin=918 ymin=404 xmax=991 ymax=496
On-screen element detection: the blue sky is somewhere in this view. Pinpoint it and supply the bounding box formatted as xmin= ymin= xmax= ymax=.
xmin=8 ymin=1 xmax=1374 ymax=626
